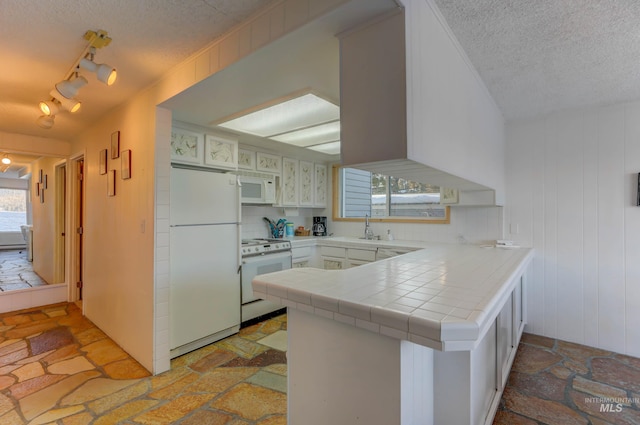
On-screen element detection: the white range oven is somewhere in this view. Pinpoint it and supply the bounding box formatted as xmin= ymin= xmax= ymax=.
xmin=240 ymin=238 xmax=292 ymax=323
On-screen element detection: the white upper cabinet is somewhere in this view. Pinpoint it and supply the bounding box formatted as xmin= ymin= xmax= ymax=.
xmin=297 ymin=161 xmax=327 ymax=208
xmin=171 ymin=127 xmax=238 ymax=171
xmin=299 ymin=160 xmax=314 ymax=207
xmin=171 ymin=127 xmax=204 ymax=165
xmin=281 ymin=157 xmax=299 ymax=206
xmin=240 ymin=148 xmax=327 ymax=208
xmin=256 ymin=152 xmax=282 ymax=174
xmin=204 ymin=134 xmax=238 ymax=170
xmin=314 ymin=163 xmax=327 ymax=207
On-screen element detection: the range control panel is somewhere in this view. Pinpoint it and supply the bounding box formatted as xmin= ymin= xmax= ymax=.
xmin=241 ymin=239 xmax=291 ymax=257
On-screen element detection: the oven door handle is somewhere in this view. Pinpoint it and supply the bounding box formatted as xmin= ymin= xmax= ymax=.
xmin=242 ymin=250 xmax=292 ymax=265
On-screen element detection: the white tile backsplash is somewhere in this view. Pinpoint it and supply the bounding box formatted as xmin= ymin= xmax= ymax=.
xmin=327 ymin=206 xmax=503 ymax=245
xmin=241 ymin=205 xmax=319 ymax=239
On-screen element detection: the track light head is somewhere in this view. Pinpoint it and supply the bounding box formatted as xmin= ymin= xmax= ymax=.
xmin=36 ymin=115 xmax=56 ymax=129
xmin=80 ymin=57 xmax=117 ymax=85
xmin=39 ymin=100 xmax=60 ymax=116
xmin=55 ymin=75 xmax=88 ymax=99
xmin=49 ymin=89 xmax=81 ymax=113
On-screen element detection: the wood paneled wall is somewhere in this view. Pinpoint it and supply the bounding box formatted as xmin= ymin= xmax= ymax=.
xmin=506 ymin=102 xmax=640 ymax=356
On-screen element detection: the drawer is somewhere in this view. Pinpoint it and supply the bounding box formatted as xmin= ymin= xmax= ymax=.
xmin=293 ymin=259 xmax=310 ymax=268
xmin=320 ymin=246 xmax=346 ymax=258
xmin=348 ymin=248 xmax=376 ymax=261
xmin=292 ymin=246 xmax=312 ymax=259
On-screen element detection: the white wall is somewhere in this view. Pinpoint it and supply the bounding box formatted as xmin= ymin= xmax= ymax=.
xmin=401 ymin=0 xmax=505 ymax=203
xmin=505 ymin=102 xmax=640 ymax=356
xmin=30 ymin=157 xmax=59 ymax=284
xmin=71 ymin=91 xmax=157 ymax=372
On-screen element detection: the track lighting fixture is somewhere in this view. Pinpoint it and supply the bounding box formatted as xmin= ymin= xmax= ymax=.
xmin=80 ymin=48 xmax=117 ymax=85
xmin=36 ymin=29 xmax=116 ymax=129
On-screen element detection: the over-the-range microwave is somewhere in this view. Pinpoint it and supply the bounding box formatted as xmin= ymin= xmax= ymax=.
xmin=238 ymin=176 xmax=276 ymax=204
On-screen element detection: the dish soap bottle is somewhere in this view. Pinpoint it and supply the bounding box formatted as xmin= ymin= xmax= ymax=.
xmin=386 ymin=229 xmax=394 ymax=241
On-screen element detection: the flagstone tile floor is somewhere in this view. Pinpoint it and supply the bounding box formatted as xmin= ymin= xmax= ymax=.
xmin=0 ymin=303 xmax=287 ymax=424
xmin=1 ymin=301 xmax=639 ymax=424
xmin=494 ymin=333 xmax=640 ymax=425
xmin=0 ymin=250 xmax=47 ymax=291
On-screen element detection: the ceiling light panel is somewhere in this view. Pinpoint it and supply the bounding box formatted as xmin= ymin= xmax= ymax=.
xmin=218 ymin=94 xmax=339 ymax=137
xmin=271 ymin=121 xmax=340 ymax=147
xmin=308 ymin=141 xmax=341 ymax=155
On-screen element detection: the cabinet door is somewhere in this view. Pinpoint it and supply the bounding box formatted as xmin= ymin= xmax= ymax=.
xmin=323 ymin=257 xmax=346 ymax=270
xmin=282 ymin=157 xmax=299 ymax=206
xmin=299 ymin=161 xmax=314 ymax=206
xmin=204 ymin=134 xmax=238 ymax=170
xmin=171 ymin=127 xmax=204 ymax=165
xmin=496 ymin=292 xmax=514 ymax=390
xmin=314 ymin=163 xmax=328 ymax=207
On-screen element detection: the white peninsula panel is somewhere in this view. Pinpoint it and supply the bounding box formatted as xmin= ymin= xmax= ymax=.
xmin=254 ymin=242 xmax=533 ymax=424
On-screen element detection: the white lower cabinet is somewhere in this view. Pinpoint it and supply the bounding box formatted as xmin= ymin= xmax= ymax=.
xmin=434 ymin=272 xmax=526 ymax=425
xmin=323 ymin=257 xmax=347 ymax=270
xmin=320 ymin=245 xmax=377 ymax=269
xmin=293 ymin=259 xmax=310 ymax=268
xmin=497 ymin=293 xmax=514 ymax=389
xmin=292 ymin=244 xmax=316 ymax=268
xmin=348 ymin=248 xmax=376 ymax=263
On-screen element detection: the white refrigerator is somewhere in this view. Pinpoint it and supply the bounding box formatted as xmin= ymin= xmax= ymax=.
xmin=169 ymin=167 xmax=241 ymax=358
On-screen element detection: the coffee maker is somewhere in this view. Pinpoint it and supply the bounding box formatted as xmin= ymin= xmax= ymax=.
xmin=312 ymin=216 xmax=327 ymax=236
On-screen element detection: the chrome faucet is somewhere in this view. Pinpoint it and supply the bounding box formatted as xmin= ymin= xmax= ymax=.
xmin=364 ymin=214 xmax=374 ymax=240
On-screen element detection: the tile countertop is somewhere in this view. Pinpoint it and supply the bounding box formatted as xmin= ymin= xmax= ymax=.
xmin=253 ymin=241 xmax=534 ymax=351
xmin=287 ymin=235 xmax=429 ymax=250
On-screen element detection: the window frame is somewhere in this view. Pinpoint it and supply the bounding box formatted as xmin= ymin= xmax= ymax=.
xmin=331 ymin=165 xmax=450 ymax=224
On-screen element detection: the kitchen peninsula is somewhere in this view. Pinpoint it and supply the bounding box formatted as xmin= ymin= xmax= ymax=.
xmin=253 ymin=240 xmax=533 ymax=425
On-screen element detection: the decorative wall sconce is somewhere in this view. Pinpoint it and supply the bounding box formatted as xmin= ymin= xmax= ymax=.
xmin=37 ymin=29 xmax=117 ymax=129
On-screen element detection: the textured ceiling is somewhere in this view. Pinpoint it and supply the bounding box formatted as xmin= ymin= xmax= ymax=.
xmin=1 ymin=0 xmax=640 ymax=145
xmin=432 ymin=0 xmax=640 ymax=120
xmin=0 ymin=0 xmax=274 ymax=140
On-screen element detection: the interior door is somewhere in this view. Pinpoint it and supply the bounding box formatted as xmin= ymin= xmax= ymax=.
xmin=75 ymin=159 xmax=84 ymax=300
xmin=54 ymin=162 xmax=66 ymax=283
